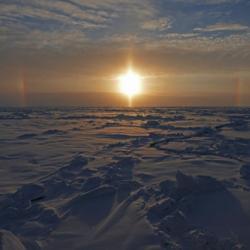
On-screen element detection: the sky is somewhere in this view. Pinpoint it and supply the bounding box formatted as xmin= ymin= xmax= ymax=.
xmin=0 ymin=0 xmax=250 ymax=106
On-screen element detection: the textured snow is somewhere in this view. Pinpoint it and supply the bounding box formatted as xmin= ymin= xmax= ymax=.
xmin=0 ymin=107 xmax=249 ymax=249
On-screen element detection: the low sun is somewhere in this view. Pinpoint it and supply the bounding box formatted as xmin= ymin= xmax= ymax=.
xmin=118 ymin=69 xmax=142 ymax=98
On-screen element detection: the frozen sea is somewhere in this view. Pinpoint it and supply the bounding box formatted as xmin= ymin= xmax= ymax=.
xmin=0 ymin=107 xmax=250 ymax=249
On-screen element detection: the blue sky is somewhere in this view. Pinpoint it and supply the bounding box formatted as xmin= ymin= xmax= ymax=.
xmin=0 ymin=0 xmax=250 ymax=105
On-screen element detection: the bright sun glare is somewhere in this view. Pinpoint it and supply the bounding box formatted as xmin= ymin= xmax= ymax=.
xmin=118 ymin=70 xmax=142 ymax=98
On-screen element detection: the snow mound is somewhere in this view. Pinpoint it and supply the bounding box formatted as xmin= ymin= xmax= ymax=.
xmin=176 ymin=170 xmax=224 ymax=195
xmin=240 ymin=164 xmax=250 ymax=179
xmin=0 ymin=230 xmax=26 ymax=250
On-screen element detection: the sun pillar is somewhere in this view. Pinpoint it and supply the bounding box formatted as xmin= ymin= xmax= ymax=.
xmin=128 ymin=95 xmax=133 ymax=107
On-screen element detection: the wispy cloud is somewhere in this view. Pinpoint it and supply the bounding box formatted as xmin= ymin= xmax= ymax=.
xmin=194 ymin=23 xmax=249 ymax=32
xmin=142 ymin=17 xmax=172 ymax=31
xmin=0 ymin=0 xmax=156 ymax=49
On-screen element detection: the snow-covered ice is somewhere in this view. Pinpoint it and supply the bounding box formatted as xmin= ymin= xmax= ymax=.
xmin=0 ymin=107 xmax=249 ymax=249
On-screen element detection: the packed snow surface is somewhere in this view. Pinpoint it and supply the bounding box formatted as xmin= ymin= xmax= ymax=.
xmin=0 ymin=107 xmax=250 ymax=249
